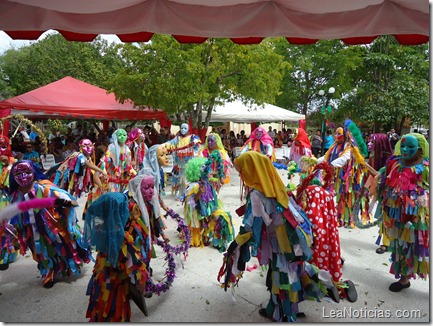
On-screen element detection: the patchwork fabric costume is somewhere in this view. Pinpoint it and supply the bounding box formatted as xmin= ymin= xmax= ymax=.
xmin=376 ymin=133 xmax=429 ymax=281
xmin=84 ymin=192 xmax=152 ymax=322
xmin=0 ymin=135 xmax=18 ymax=268
xmin=101 ymin=128 xmax=137 ymax=193
xmin=183 ymin=153 xmax=234 ymax=251
xmin=8 ymin=160 xmax=92 ymax=288
xmin=200 ymin=133 xmax=233 ymax=192
xmin=317 ymin=121 xmax=371 ymax=228
xmin=165 ymin=123 xmax=201 ymax=199
xmin=218 ymin=152 xmax=336 ymax=322
xmin=127 ymin=127 xmax=147 ymax=171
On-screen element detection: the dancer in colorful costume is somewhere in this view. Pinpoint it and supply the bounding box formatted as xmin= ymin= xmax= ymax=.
xmin=8 ymin=160 xmax=92 ymax=288
xmin=218 ymin=152 xmax=338 ymax=322
xmin=100 ymin=128 xmax=136 ymax=193
xmin=200 ymin=133 xmax=233 ymax=193
xmin=288 ymin=127 xmax=313 ymax=170
xmin=138 ymin=144 xmax=172 ymax=243
xmin=84 ymin=191 xmax=152 ymax=321
xmin=53 ymin=138 xmax=108 ymax=198
xmin=165 ymin=123 xmax=201 ymax=200
xmin=296 ymin=162 xmax=357 ymax=302
xmin=240 ymin=126 xmax=275 ymax=161
xmin=0 ymin=135 xmax=18 ymax=269
xmin=365 ymin=133 xmax=393 ymax=254
xmin=184 ymin=153 xmax=234 ymax=251
xmin=127 ymin=127 xmax=147 ymax=171
xmin=367 ymin=133 xmax=429 ymax=292
xmin=317 ymin=121 xmax=370 ymax=228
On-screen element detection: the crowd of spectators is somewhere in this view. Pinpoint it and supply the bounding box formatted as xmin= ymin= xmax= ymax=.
xmin=6 ymin=121 xmax=429 ymax=169
xmin=7 ymin=122 xmax=176 ymax=169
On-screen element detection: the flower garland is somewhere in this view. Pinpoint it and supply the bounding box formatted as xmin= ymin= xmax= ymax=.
xmin=163 ymin=209 xmax=191 ymax=258
xmin=0 ymin=114 xmax=48 ymax=154
xmin=144 ymin=209 xmax=191 ymax=296
xmin=145 ymin=237 xmax=176 ymax=296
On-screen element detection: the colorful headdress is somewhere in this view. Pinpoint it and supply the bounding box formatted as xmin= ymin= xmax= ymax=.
xmin=394 ymin=133 xmax=429 ymax=159
xmin=344 ymin=119 xmax=368 ymax=158
xmin=185 ymin=157 xmax=208 ymax=182
xmin=247 ymin=127 xmax=274 ymax=146
xmin=235 ymin=151 xmax=289 ymax=208
xmin=84 ymin=192 xmax=130 ymax=267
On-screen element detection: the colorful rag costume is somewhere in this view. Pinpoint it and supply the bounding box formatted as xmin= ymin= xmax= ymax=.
xmin=84 ymin=192 xmax=152 ymax=322
xmin=288 ymin=127 xmax=313 ymax=169
xmin=317 ymin=122 xmax=371 ymax=228
xmin=366 ymin=133 xmax=393 ymax=249
xmin=127 ymin=128 xmax=147 ymax=171
xmin=53 ymin=139 xmax=100 ymax=198
xmin=165 ymin=124 xmax=201 ymax=199
xmin=8 ymin=160 xmax=92 ymax=287
xmin=138 ymin=144 xmax=169 ymax=240
xmin=200 ymin=133 xmax=233 ymax=192
xmin=183 ymin=154 xmax=234 ymax=251
xmin=100 ymin=128 xmax=137 ymax=193
xmin=218 ymin=152 xmax=334 ymax=322
xmin=377 ymin=133 xmax=429 ymax=281
xmin=0 ymin=135 xmax=18 ymax=268
xmin=240 ymin=126 xmax=276 ymax=161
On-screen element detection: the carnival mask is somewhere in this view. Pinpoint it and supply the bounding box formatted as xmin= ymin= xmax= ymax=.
xmin=400 ymin=135 xmax=420 ymax=160
xmin=180 ymin=123 xmax=189 ymax=136
xmin=128 ymin=128 xmax=144 ymax=143
xmin=116 ymin=129 xmax=128 ymax=144
xmin=140 ymin=176 xmax=155 ymax=201
xmin=367 ymin=141 xmax=374 ymax=153
xmin=335 ymin=127 xmax=345 ymax=143
xmin=79 ymin=139 xmax=94 ymax=156
xmin=207 ymin=134 xmax=217 ymax=150
xmin=291 ymin=128 xmax=299 ymax=140
xmin=13 ymin=161 xmax=35 ymax=187
xmin=156 ymin=145 xmax=169 ymax=166
xmin=0 ymin=138 xmax=8 ymax=155
xmin=255 ymin=128 xmax=263 ymax=139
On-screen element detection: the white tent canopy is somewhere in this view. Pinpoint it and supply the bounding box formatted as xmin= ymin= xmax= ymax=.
xmin=208 ymin=100 xmax=305 ymax=123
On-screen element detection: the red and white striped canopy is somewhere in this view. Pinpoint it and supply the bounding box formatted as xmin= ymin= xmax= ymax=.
xmin=0 ymin=0 xmax=429 ymax=45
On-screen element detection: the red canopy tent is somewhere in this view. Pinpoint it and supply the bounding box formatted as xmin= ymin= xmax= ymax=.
xmin=0 ymin=76 xmax=167 ymax=121
xmin=0 ymin=1 xmax=428 ymax=45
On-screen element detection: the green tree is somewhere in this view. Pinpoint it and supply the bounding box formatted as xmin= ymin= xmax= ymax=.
xmin=0 ymin=33 xmax=123 ymax=96
xmin=109 ymin=35 xmax=289 ymax=131
xmin=273 ymin=39 xmax=364 ymax=128
xmin=337 ymin=36 xmax=429 ymax=133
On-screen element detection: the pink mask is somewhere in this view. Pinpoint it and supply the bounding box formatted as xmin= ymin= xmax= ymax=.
xmin=79 ymin=139 xmax=94 ymax=156
xmin=0 ymin=138 xmax=7 ymax=155
xmin=140 ymin=176 xmax=155 ymax=201
xmin=13 ymin=161 xmax=35 ymax=187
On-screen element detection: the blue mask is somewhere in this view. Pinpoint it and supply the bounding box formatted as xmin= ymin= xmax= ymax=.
xmin=180 ymin=123 xmax=189 ymax=136
xmin=400 ymin=135 xmax=419 ymax=160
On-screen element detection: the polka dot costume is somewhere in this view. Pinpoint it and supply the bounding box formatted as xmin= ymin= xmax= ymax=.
xmin=303 ymin=185 xmax=342 ymax=282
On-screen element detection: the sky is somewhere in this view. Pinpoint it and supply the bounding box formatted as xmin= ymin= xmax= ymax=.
xmin=0 ymin=31 xmax=121 ymax=53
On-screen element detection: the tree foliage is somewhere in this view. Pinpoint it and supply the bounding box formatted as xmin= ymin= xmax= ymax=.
xmin=273 ymin=39 xmax=364 ymax=128
xmin=109 ymin=35 xmax=289 ymax=130
xmin=337 ymin=36 xmax=429 ymax=133
xmin=0 ymin=33 xmax=122 ymax=96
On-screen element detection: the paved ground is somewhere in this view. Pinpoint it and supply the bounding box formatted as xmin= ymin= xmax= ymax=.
xmin=0 ymin=168 xmax=429 ymax=323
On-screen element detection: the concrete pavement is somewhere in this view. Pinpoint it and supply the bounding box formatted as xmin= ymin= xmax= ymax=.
xmin=0 ymin=168 xmax=429 ymax=323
